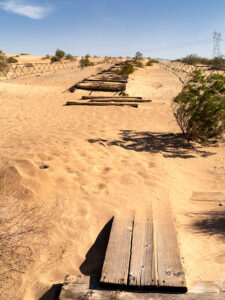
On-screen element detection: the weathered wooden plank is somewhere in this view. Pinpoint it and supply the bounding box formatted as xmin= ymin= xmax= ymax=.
xmin=155 ymin=197 xmax=186 ymax=289
xmin=129 ymin=214 xmax=156 ymax=286
xmin=90 ymin=99 xmax=151 ymax=103
xmin=191 ymin=192 xmax=225 ymax=202
xmin=65 ymin=102 xmax=138 ymax=108
xmin=82 ymin=96 xmax=142 ymax=100
xmin=85 ymin=78 xmax=128 ymax=83
xmin=75 ymin=81 xmax=125 ymax=92
xmin=100 ymin=216 xmax=134 ymax=285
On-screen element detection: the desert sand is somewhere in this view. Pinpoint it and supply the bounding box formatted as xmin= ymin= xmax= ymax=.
xmin=0 ymin=58 xmax=225 ymax=299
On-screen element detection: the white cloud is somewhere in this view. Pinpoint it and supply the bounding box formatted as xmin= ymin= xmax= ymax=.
xmin=0 ymin=1 xmax=52 ymax=19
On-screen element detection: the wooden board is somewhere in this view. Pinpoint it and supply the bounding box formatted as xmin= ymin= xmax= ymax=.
xmin=75 ymin=82 xmax=125 ymax=92
xmin=155 ymin=198 xmax=186 ymax=289
xmin=90 ymin=99 xmax=151 ymax=103
xmin=82 ymin=96 xmax=142 ymax=100
xmin=191 ymin=192 xmax=225 ymax=202
xmin=129 ymin=214 xmax=156 ymax=286
xmin=65 ymin=102 xmax=138 ymax=108
xmin=100 ymin=216 xmax=133 ymax=285
xmin=85 ymin=78 xmax=128 ymax=83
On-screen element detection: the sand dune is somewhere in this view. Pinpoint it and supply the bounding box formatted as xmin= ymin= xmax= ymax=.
xmin=0 ymin=63 xmax=224 ymax=299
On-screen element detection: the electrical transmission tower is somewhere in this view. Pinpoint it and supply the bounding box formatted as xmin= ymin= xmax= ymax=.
xmin=213 ymin=31 xmax=222 ymax=57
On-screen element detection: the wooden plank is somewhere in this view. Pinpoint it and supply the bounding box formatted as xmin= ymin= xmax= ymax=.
xmin=65 ymin=102 xmax=138 ymax=108
xmin=75 ymin=82 xmax=125 ymax=92
xmin=100 ymin=216 xmax=134 ymax=285
xmin=82 ymin=96 xmax=142 ymax=100
xmin=90 ymin=99 xmax=151 ymax=103
xmin=85 ymin=78 xmax=128 ymax=83
xmin=191 ymin=192 xmax=225 ymax=202
xmin=155 ymin=197 xmax=186 ymax=289
xmin=129 ymin=214 xmax=156 ymax=286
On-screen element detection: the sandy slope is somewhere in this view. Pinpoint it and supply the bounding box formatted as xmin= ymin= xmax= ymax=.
xmin=0 ymin=63 xmax=224 ymax=299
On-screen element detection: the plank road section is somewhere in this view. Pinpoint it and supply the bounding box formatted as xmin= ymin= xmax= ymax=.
xmin=155 ymin=197 xmax=186 ymax=289
xmin=100 ymin=216 xmax=133 ymax=285
xmin=129 ymin=213 xmax=156 ymax=286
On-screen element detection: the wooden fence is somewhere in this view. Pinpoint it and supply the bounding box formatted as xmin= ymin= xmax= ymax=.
xmin=0 ymin=61 xmax=78 ymax=79
xmin=161 ymin=61 xmax=225 ymax=84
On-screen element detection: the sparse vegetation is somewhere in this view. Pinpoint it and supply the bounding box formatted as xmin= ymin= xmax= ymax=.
xmin=42 ymin=55 xmax=51 ymax=60
xmin=173 ymin=70 xmax=225 ymax=142
xmin=65 ymin=54 xmax=73 ymax=60
xmin=146 ymin=58 xmax=159 ymax=66
xmin=119 ymin=62 xmax=134 ymax=75
xmin=79 ymin=54 xmax=94 ymax=68
xmin=134 ymin=60 xmax=144 ymax=68
xmin=51 ymin=49 xmax=66 ymax=63
xmin=20 ymin=53 xmax=29 ymax=55
xmin=176 ymin=54 xmax=225 ymax=69
xmin=7 ymin=56 xmax=18 ymax=64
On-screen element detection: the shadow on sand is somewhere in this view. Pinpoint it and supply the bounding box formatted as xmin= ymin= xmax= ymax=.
xmin=80 ymin=218 xmax=113 ymax=278
xmin=192 ymin=210 xmax=225 ymax=241
xmin=88 ymin=130 xmax=215 ymax=159
xmin=39 ymin=284 xmax=63 ymax=300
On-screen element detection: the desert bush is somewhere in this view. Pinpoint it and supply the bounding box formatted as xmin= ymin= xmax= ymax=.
xmin=7 ymin=57 xmax=18 ymax=63
xmin=134 ymin=60 xmax=144 ymax=68
xmin=79 ymin=54 xmax=94 ymax=68
xmin=42 ymin=54 xmax=51 ymax=60
xmin=173 ymin=70 xmax=225 ymax=142
xmin=65 ymin=54 xmax=73 ymax=60
xmin=55 ymin=49 xmax=65 ymax=59
xmin=119 ymin=62 xmax=134 ymax=75
xmin=146 ymin=58 xmax=159 ymax=66
xmin=51 ymin=56 xmax=60 ymax=63
xmin=211 ymin=56 xmax=225 ymax=69
xmin=0 ymin=61 xmax=8 ymax=72
xmin=20 ymin=53 xmax=29 ymax=55
xmin=0 ymin=195 xmax=58 ymax=291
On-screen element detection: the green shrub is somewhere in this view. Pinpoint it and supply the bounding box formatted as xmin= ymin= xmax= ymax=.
xmin=0 ymin=61 xmax=8 ymax=72
xmin=51 ymin=56 xmax=60 ymax=63
xmin=134 ymin=60 xmax=144 ymax=68
xmin=119 ymin=63 xmax=134 ymax=75
xmin=7 ymin=56 xmax=18 ymax=63
xmin=20 ymin=53 xmax=29 ymax=55
xmin=79 ymin=55 xmax=94 ymax=68
xmin=146 ymin=58 xmax=159 ymax=66
xmin=65 ymin=54 xmax=73 ymax=60
xmin=173 ymin=70 xmax=225 ymax=142
xmin=211 ymin=56 xmax=225 ymax=69
xmin=55 ymin=49 xmax=65 ymax=59
xmin=42 ymin=55 xmax=51 ymax=60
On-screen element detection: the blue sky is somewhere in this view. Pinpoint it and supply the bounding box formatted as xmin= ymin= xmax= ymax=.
xmin=0 ymin=0 xmax=225 ymax=59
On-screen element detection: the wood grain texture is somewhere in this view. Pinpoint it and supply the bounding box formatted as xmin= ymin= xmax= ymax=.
xmin=82 ymin=96 xmax=142 ymax=100
xmin=89 ymin=99 xmax=151 ymax=103
xmin=191 ymin=192 xmax=225 ymax=202
xmin=100 ymin=216 xmax=133 ymax=285
xmin=129 ymin=214 xmax=156 ymax=286
xmin=155 ymin=198 xmax=186 ymax=288
xmin=65 ymin=102 xmax=138 ymax=108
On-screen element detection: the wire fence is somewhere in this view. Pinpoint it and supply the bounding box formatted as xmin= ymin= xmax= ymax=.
xmin=161 ymin=61 xmax=225 ymax=84
xmin=0 ymin=61 xmax=78 ymax=79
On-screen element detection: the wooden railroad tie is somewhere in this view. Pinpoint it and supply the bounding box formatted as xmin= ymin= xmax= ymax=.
xmin=101 ymin=198 xmax=186 ymax=290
